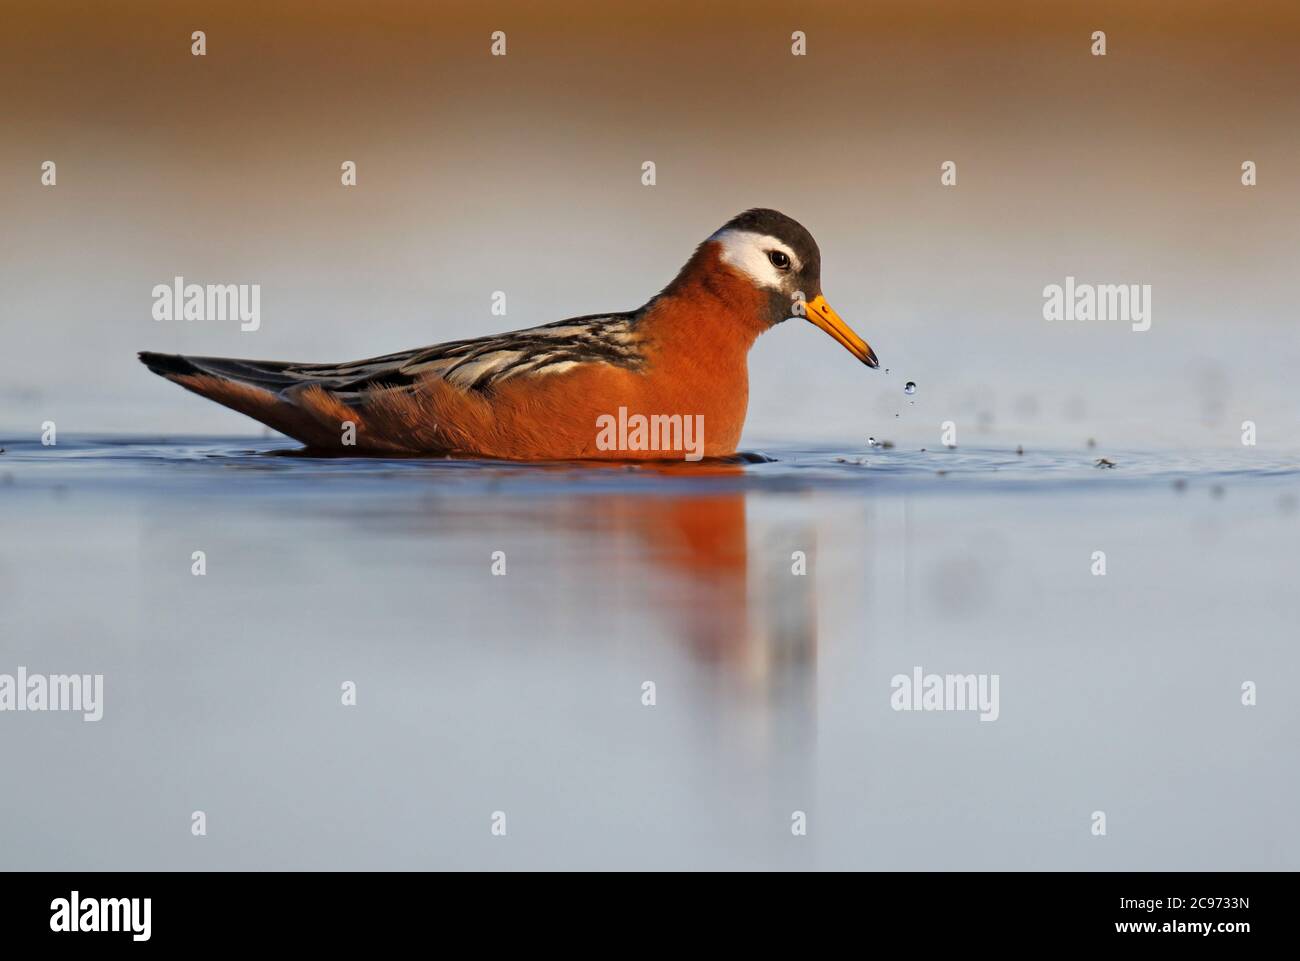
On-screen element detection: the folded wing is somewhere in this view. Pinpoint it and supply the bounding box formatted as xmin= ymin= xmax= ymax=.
xmin=140 ymin=313 xmax=644 ymax=404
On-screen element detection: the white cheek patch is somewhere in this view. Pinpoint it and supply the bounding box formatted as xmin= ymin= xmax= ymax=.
xmin=709 ymin=229 xmax=799 ymax=289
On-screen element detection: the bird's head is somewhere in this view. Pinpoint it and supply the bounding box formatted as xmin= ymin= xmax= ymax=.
xmin=703 ymin=208 xmax=878 ymax=368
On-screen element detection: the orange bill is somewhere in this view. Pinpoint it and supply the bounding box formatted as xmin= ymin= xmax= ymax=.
xmin=803 ymin=295 xmax=878 ymax=368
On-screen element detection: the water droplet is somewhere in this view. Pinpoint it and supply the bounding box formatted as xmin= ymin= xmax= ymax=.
xmin=904 ymin=381 xmax=916 ymax=395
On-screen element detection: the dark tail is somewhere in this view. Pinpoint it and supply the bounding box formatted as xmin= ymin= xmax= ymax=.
xmin=138 ymin=350 xmax=203 ymax=379
xmin=138 ymin=351 xmax=305 ymax=391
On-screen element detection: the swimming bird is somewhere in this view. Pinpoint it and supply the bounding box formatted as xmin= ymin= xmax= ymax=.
xmin=139 ymin=208 xmax=878 ymax=459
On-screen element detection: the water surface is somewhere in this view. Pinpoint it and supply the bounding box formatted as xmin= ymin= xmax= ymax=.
xmin=1 ymin=437 xmax=1296 ymax=869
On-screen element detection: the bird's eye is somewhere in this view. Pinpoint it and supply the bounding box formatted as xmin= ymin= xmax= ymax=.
xmin=768 ymin=250 xmax=791 ymax=270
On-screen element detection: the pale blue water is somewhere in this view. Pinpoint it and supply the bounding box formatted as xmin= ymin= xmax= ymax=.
xmin=6 ymin=436 xmax=1296 ymax=491
xmin=1 ymin=436 xmax=1297 ymax=869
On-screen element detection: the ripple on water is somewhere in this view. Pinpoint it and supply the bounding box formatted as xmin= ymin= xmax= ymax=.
xmin=0 ymin=435 xmax=1296 ymax=501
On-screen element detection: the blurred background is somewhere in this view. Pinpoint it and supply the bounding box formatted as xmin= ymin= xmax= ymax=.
xmin=2 ymin=0 xmax=1297 ymax=449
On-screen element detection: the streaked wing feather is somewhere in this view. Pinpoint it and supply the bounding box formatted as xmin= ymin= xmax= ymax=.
xmin=169 ymin=313 xmax=644 ymax=402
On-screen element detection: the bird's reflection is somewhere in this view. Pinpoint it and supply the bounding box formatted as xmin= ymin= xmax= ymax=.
xmin=344 ymin=455 xmax=825 ymax=826
xmin=538 ymin=462 xmax=819 ymax=670
xmin=547 ymin=463 xmax=821 ymax=809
